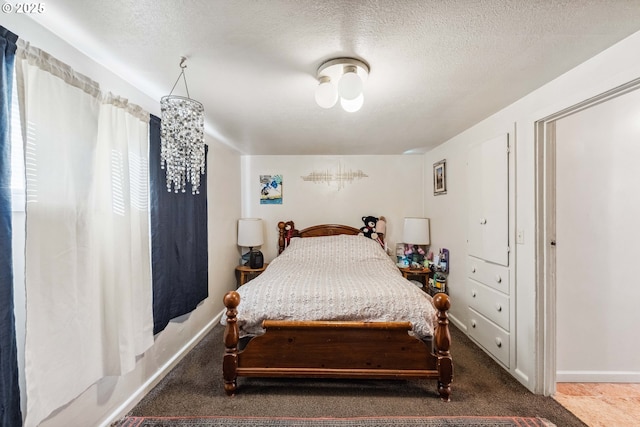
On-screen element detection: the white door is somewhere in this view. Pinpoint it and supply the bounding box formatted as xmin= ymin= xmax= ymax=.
xmin=468 ymin=134 xmax=509 ymax=266
xmin=555 ymin=87 xmax=640 ymax=382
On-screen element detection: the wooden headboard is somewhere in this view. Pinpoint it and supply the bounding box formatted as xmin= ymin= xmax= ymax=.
xmin=277 ymin=221 xmax=382 ymax=254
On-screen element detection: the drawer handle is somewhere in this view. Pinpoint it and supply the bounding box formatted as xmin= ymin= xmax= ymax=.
xmin=495 ymin=275 xmax=502 ymax=283
xmin=471 ymin=290 xmax=477 ymax=298
xmin=471 ymin=266 xmax=476 ymax=273
xmin=495 ymin=304 xmax=502 ymax=312
xmin=471 ymin=320 xmax=476 ymax=328
xmin=495 ymin=338 xmax=502 ymax=348
xmin=480 ymin=218 xmax=487 ymax=225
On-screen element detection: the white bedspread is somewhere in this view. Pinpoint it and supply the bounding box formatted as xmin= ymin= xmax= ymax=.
xmin=221 ymin=234 xmax=438 ymax=340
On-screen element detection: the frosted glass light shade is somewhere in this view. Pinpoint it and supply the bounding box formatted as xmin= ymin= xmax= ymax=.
xmin=340 ymin=93 xmax=364 ymax=113
xmin=315 ymin=58 xmax=369 ymax=112
xmin=314 ymin=77 xmax=338 ymax=109
xmin=403 ymin=217 xmax=430 ymax=245
xmin=338 ymin=67 xmax=363 ymax=101
xmin=238 ymin=218 xmax=264 ymax=247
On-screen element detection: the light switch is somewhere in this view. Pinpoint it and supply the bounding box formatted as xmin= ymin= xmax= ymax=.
xmin=516 ymin=229 xmax=524 ymax=245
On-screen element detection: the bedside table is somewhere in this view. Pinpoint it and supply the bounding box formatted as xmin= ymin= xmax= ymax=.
xmin=235 ymin=263 xmax=268 ymax=287
xmin=398 ymin=266 xmax=431 ymax=291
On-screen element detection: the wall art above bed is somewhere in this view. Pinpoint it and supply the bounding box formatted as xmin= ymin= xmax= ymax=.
xmin=301 ymin=162 xmax=368 ymax=191
xmin=260 ymin=174 xmax=283 ymax=204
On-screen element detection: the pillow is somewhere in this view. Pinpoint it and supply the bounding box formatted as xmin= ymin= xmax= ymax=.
xmin=280 ymin=234 xmax=387 ymax=263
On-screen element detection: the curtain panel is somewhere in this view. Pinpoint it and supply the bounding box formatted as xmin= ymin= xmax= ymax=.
xmin=92 ymin=93 xmax=154 ymax=374
xmin=15 ymin=41 xmax=153 ymax=427
xmin=149 ymin=115 xmax=208 ymax=334
xmin=0 ymin=25 xmax=22 ymax=427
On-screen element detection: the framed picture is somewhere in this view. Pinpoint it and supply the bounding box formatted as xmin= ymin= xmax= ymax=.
xmin=433 ymin=159 xmax=447 ymax=195
xmin=260 ymin=174 xmax=283 ymax=204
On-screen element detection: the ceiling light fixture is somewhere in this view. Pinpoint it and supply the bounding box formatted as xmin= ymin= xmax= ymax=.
xmin=314 ymin=75 xmax=338 ymax=109
xmin=160 ymin=56 xmax=205 ymax=195
xmin=314 ymin=57 xmax=369 ymax=112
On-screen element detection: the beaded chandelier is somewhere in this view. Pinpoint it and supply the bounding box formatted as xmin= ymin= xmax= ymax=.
xmin=160 ymin=57 xmax=205 ymax=194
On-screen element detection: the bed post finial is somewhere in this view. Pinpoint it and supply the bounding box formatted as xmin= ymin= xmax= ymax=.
xmin=223 ymin=291 xmax=240 ymax=395
xmin=278 ymin=221 xmax=286 ymax=254
xmin=277 ymin=221 xmax=296 ymax=254
xmin=432 ymin=292 xmax=453 ymax=401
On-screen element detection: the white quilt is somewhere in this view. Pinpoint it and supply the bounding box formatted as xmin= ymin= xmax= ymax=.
xmin=221 ymin=234 xmax=438 ymax=340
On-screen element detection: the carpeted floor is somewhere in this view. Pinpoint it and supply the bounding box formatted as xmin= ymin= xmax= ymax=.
xmin=124 ymin=323 xmax=585 ymax=426
xmin=118 ymin=415 xmax=555 ymax=426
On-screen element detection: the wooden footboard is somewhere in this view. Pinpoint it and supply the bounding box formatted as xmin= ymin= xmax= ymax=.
xmin=223 ymin=291 xmax=453 ymax=401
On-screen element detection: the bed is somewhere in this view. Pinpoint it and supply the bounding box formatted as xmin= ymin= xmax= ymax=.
xmin=222 ymin=221 xmax=453 ymax=400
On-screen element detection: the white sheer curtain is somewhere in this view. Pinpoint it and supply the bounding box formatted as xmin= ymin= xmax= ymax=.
xmin=93 ymin=94 xmax=153 ymax=375
xmin=15 ymin=41 xmax=153 ymax=427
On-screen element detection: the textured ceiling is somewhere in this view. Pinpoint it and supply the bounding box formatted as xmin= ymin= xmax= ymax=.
xmin=30 ymin=0 xmax=640 ymax=155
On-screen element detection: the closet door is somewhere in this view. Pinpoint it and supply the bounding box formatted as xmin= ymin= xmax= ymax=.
xmin=467 ymin=134 xmax=509 ymax=266
xmin=467 ymin=143 xmax=484 ymax=258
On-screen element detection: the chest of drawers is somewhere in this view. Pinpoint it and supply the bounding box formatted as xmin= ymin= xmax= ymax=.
xmin=466 ymin=256 xmax=511 ymax=367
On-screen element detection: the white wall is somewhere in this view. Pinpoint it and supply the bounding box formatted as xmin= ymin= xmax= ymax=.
xmin=423 ymin=29 xmax=640 ymax=392
xmin=555 ymin=88 xmax=640 ymax=382
xmin=241 ymin=155 xmax=424 ymax=261
xmin=423 ymin=146 xmax=477 ymax=328
xmin=4 ymin=14 xmax=242 ymax=426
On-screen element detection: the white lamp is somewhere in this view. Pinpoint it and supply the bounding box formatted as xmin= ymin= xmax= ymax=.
xmin=340 ymin=93 xmax=364 ymax=113
xmin=238 ymin=218 xmax=264 ymax=268
xmin=315 ymin=57 xmax=369 ymax=112
xmin=314 ymin=76 xmax=338 ymax=109
xmin=338 ymin=65 xmax=363 ymax=100
xmin=403 ymin=217 xmax=430 ymax=245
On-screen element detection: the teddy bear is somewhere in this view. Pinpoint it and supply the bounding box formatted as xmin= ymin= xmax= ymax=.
xmin=359 ymin=216 xmax=379 ymax=240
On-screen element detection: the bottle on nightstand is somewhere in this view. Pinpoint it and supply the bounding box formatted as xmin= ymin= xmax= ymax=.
xmin=433 ymin=272 xmax=447 ymax=293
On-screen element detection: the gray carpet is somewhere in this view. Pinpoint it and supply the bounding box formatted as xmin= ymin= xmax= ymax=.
xmin=125 ymin=323 xmax=585 ymax=427
xmin=118 ymin=415 xmax=554 ymax=426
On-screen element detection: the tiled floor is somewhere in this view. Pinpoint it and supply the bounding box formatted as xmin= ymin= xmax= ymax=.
xmin=554 ymin=383 xmax=640 ymax=427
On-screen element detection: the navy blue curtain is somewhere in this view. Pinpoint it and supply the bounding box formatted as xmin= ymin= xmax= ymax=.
xmin=149 ymin=115 xmax=209 ymax=334
xmin=0 ymin=25 xmax=22 ymax=427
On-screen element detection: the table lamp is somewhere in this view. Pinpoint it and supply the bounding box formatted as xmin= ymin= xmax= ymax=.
xmin=238 ymin=218 xmax=264 ymax=268
xmin=403 ymin=217 xmax=430 ymax=268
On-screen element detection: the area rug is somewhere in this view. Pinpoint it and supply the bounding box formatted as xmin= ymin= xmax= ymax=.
xmin=117 ymin=415 xmax=556 ymax=427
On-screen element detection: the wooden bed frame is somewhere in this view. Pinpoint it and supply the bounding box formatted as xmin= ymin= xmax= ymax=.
xmin=223 ymin=221 xmax=453 ymax=400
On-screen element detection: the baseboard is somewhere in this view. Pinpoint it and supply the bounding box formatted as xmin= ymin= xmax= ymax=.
xmin=557 ymin=370 xmax=640 ymax=382
xmin=448 ymin=313 xmax=466 ymax=332
xmin=99 ymin=308 xmax=226 ymax=427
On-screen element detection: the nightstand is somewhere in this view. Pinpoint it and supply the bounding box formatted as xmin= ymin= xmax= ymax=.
xmin=398 ymin=266 xmax=430 ymax=290
xmin=235 ymin=263 xmax=268 ymax=287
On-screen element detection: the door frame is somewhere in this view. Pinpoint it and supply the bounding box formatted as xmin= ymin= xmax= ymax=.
xmin=534 ymin=77 xmax=640 ymax=395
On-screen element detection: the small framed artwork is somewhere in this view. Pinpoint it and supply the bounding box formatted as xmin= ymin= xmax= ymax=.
xmin=433 ymin=159 xmax=447 ymax=195
xmin=260 ymin=174 xmax=283 ymax=204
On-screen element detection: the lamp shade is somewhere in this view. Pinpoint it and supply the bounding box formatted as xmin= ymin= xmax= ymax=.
xmin=315 ymin=77 xmax=338 ymax=109
xmin=403 ymin=217 xmax=430 ymax=245
xmin=338 ymin=66 xmax=363 ymax=100
xmin=237 ymin=218 xmax=264 ymax=247
xmin=315 ymin=57 xmax=369 ymax=111
xmin=340 ymin=93 xmax=364 ymax=113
